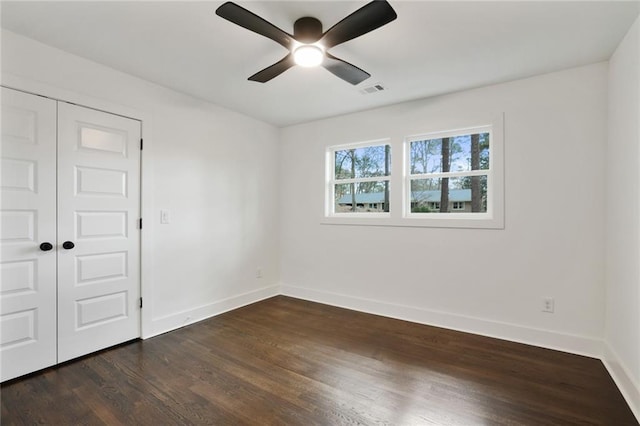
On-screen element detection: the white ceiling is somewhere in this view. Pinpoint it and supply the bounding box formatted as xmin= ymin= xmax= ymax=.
xmin=2 ymin=1 xmax=638 ymax=127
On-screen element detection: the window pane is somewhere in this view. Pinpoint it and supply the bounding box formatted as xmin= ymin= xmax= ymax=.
xmin=335 ymin=181 xmax=390 ymax=213
xmin=334 ymin=145 xmax=391 ymax=179
xmin=409 ymin=139 xmax=442 ymax=174
xmin=410 ymin=133 xmax=489 ymax=175
xmin=410 ymin=176 xmax=488 ymax=213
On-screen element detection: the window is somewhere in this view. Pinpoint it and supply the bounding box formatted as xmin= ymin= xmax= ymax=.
xmin=327 ymin=141 xmax=391 ymax=216
xmin=324 ymin=115 xmax=504 ymax=229
xmin=407 ymin=128 xmax=490 ymax=216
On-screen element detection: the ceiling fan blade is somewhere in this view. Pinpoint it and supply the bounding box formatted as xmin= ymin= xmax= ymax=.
xmin=320 ymin=0 xmax=397 ymax=49
xmin=322 ymin=53 xmax=371 ymax=85
xmin=248 ymin=54 xmax=296 ymax=83
xmin=216 ymin=2 xmax=294 ymax=49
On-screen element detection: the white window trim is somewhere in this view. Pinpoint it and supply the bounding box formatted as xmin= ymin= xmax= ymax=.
xmin=322 ymin=114 xmax=504 ymax=229
xmin=404 ymin=124 xmax=492 ymax=218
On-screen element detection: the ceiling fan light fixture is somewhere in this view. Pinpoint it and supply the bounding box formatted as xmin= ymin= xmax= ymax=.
xmin=293 ymin=45 xmax=324 ymax=67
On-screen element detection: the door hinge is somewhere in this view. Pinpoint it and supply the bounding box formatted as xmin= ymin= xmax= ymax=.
xmin=140 ymin=138 xmax=143 ymax=150
xmin=139 ymin=297 xmax=143 ymax=309
xmin=139 ymin=218 xmax=143 ymax=229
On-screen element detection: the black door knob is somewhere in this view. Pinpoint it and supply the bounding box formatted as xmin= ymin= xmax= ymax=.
xmin=62 ymin=241 xmax=75 ymax=250
xmin=39 ymin=242 xmax=53 ymax=251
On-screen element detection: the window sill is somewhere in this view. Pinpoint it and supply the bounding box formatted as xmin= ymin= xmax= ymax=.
xmin=321 ymin=214 xmax=504 ymax=229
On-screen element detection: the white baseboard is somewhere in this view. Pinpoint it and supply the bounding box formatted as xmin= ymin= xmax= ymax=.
xmin=145 ymin=284 xmax=279 ymax=338
xmin=602 ymin=343 xmax=640 ymax=422
xmin=280 ymin=284 xmax=603 ymax=358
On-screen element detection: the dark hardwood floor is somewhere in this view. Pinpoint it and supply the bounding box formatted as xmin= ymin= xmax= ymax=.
xmin=2 ymin=296 xmax=637 ymax=425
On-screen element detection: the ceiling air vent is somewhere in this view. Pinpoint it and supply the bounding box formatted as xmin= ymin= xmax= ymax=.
xmin=360 ymin=82 xmax=386 ymax=95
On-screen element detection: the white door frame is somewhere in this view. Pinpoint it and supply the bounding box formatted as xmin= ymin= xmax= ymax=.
xmin=2 ymin=73 xmax=156 ymax=339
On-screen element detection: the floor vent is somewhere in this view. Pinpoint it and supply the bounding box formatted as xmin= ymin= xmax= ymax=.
xmin=360 ymin=82 xmax=386 ymax=94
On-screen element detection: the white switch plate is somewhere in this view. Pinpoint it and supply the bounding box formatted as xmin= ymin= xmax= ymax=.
xmin=160 ymin=209 xmax=170 ymax=224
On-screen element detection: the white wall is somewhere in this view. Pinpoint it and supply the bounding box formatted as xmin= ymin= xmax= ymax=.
xmin=1 ymin=30 xmax=281 ymax=336
xmin=280 ymin=63 xmax=608 ymax=355
xmin=605 ymin=16 xmax=640 ymax=418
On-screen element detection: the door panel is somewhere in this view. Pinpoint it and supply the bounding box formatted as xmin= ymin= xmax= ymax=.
xmin=57 ymin=102 xmax=141 ymax=362
xmin=1 ymin=87 xmax=57 ymax=382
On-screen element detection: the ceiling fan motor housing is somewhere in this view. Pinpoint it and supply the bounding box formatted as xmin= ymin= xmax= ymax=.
xmin=294 ymin=17 xmax=323 ymax=43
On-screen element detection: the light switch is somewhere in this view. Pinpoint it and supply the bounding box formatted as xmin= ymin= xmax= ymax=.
xmin=160 ymin=209 xmax=170 ymax=224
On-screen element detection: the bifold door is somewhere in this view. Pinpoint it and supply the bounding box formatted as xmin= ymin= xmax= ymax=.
xmin=1 ymin=87 xmax=142 ymax=381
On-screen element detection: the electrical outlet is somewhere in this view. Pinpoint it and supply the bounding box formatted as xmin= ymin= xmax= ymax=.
xmin=542 ymin=297 xmax=555 ymax=313
xmin=160 ymin=209 xmax=170 ymax=224
xmin=256 ymin=268 xmax=263 ymax=278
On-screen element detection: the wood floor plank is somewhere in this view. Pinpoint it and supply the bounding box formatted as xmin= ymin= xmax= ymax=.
xmin=1 ymin=296 xmax=637 ymax=425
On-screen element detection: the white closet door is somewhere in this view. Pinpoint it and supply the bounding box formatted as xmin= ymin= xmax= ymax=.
xmin=1 ymin=87 xmax=57 ymax=381
xmin=57 ymin=102 xmax=141 ymax=362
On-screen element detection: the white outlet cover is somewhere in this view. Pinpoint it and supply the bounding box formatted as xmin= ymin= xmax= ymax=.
xmin=160 ymin=209 xmax=170 ymax=224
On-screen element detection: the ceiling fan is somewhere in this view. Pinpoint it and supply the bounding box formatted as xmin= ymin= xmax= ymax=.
xmin=215 ymin=1 xmax=397 ymax=85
